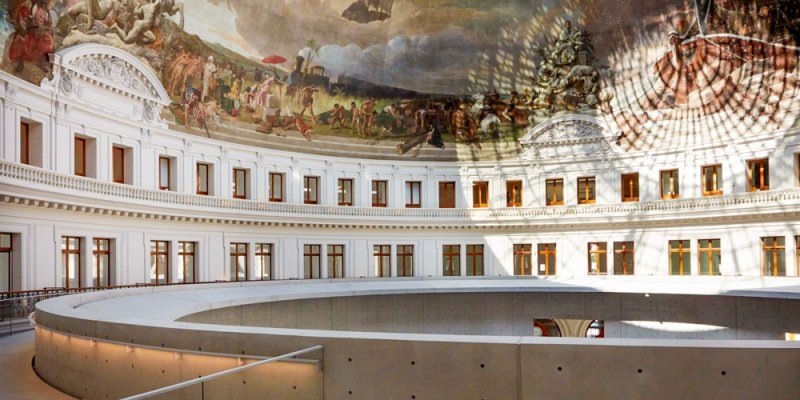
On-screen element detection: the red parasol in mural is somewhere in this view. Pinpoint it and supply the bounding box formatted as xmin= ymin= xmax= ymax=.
xmin=261 ymin=54 xmax=287 ymax=107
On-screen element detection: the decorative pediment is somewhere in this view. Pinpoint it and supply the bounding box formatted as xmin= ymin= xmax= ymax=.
xmin=41 ymin=44 xmax=169 ymax=127
xmin=519 ymin=114 xmax=619 ymax=161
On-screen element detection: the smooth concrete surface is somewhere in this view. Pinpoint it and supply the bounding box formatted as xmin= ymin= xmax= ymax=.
xmin=0 ymin=331 xmax=75 ymax=400
xmin=33 ymin=277 xmax=800 ymax=399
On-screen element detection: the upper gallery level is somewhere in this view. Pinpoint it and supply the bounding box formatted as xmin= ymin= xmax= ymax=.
xmin=1 ymin=2 xmax=799 ymax=162
xmin=1 ymin=43 xmax=800 ymax=228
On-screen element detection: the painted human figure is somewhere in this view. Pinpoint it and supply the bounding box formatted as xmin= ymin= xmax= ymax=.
xmin=349 ymin=102 xmax=361 ymax=134
xmin=360 ymin=98 xmax=377 ymax=136
xmin=298 ymin=87 xmax=319 ymax=120
xmin=8 ymin=0 xmax=54 ymax=73
xmin=328 ymin=104 xmax=347 ymax=129
xmin=202 ymin=56 xmax=218 ymax=102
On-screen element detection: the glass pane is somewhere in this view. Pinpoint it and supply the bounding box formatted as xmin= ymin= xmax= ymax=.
xmin=1 ymin=233 xmax=11 ymax=248
xmin=75 ymin=139 xmax=85 ymax=175
xmin=0 ymin=252 xmax=10 ymax=292
xmin=113 ymin=147 xmax=124 ymax=183
xmin=555 ymin=181 xmax=563 ymax=202
xmin=185 ymin=255 xmax=195 ymax=283
xmin=304 ymin=254 xmax=312 ymax=279
xmin=160 ymin=158 xmax=169 ymax=188
xmin=309 ymin=178 xmax=318 ymax=202
xmin=198 ymin=165 xmax=208 ymax=193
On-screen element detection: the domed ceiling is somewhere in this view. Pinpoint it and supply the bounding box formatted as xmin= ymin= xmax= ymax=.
xmin=3 ymin=0 xmax=800 ymax=158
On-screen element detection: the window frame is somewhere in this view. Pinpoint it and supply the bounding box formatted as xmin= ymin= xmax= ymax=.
xmin=327 ymin=244 xmax=345 ymax=279
xmin=62 ymin=237 xmax=82 ymax=289
xmin=196 ymin=163 xmax=210 ymax=196
xmin=304 ymin=244 xmax=322 ymax=279
xmin=158 ymin=156 xmax=171 ymax=191
xmin=698 ymin=239 xmax=721 ymax=276
xmin=701 ymin=164 xmax=723 ymax=196
xmin=442 ymin=245 xmax=460 ymax=276
xmin=621 ymin=173 xmax=639 ymax=202
xmin=373 ymin=245 xmax=391 ymax=278
xmin=466 ymin=244 xmax=484 ymax=276
xmin=406 ymin=181 xmax=422 ymax=208
xmin=747 ymin=158 xmax=769 ymax=192
xmin=20 ymin=122 xmax=30 ymax=165
xmin=304 ymin=176 xmax=320 ymax=205
xmin=269 ymin=173 xmax=285 ymax=202
xmin=178 ymin=241 xmax=196 ymax=284
xmin=229 ymin=242 xmax=249 ymax=281
xmin=513 ymin=244 xmax=532 ymax=276
xmin=506 ymin=180 xmax=523 ymax=207
xmin=372 ymin=180 xmax=388 ymax=207
xmin=761 ymin=236 xmax=786 ymax=277
xmin=668 ymin=240 xmax=691 ymax=275
xmin=537 ymin=243 xmax=557 ymax=276
xmin=74 ymin=137 xmax=87 ymax=177
xmin=397 ymin=245 xmax=414 ymax=277
xmin=613 ymin=241 xmax=635 ymax=275
xmin=545 ymin=178 xmax=564 ymax=206
xmin=0 ymin=233 xmax=12 ymax=292
xmin=577 ymin=177 xmax=596 ymax=205
xmin=232 ymin=168 xmax=248 ymax=199
xmin=660 ymin=169 xmax=680 ymax=200
xmin=112 ymin=146 xmax=126 ymax=184
xmin=150 ymin=240 xmax=169 ymax=285
xmin=472 ymin=181 xmax=489 ymax=208
xmin=92 ymin=238 xmax=111 ymax=287
xmin=439 ymin=181 xmax=456 ymax=208
xmin=255 ymin=243 xmax=273 ymax=280
xmin=587 ymin=242 xmax=607 ymax=275
xmin=337 ymin=178 xmax=354 ymax=206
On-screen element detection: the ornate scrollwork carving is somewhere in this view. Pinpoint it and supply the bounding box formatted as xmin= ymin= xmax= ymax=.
xmin=68 ymin=55 xmax=158 ymax=99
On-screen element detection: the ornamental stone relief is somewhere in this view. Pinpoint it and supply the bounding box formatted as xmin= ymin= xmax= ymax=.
xmin=67 ymin=55 xmax=158 ymax=99
xmin=521 ymin=117 xmax=616 ymax=161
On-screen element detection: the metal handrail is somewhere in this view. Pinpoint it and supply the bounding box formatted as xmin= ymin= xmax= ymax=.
xmin=119 ymin=345 xmax=324 ymax=400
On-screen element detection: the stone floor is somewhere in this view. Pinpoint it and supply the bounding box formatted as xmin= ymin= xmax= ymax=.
xmin=0 ymin=331 xmax=75 ymax=400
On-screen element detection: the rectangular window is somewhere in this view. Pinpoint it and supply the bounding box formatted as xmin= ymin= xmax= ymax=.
xmin=660 ymin=170 xmax=680 ymax=199
xmin=372 ymin=180 xmax=388 ymax=207
xmin=0 ymin=233 xmax=11 ymax=292
xmin=443 ymin=245 xmax=460 ymax=276
xmin=20 ymin=122 xmax=30 ymax=165
xmin=92 ymin=238 xmax=111 ymax=287
xmin=178 ymin=242 xmax=196 ymax=284
xmin=506 ymin=180 xmax=523 ymax=207
xmin=196 ymin=163 xmax=210 ymax=195
xmin=229 ymin=243 xmax=248 ymax=281
xmin=112 ymin=146 xmax=125 ymax=184
xmin=702 ymin=165 xmax=723 ymax=196
xmin=150 ymin=240 xmax=169 ymax=285
xmin=621 ymin=173 xmax=639 ymax=202
xmin=304 ymin=244 xmax=321 ymax=279
xmin=762 ymin=237 xmax=786 ymax=277
xmin=513 ymin=244 xmax=532 ymax=276
xmin=613 ymin=242 xmax=635 ymax=275
xmin=62 ymin=237 xmax=81 ymax=289
xmin=545 ymin=179 xmax=564 ymax=206
xmin=472 ymin=181 xmax=489 ymax=208
xmin=233 ymin=168 xmax=247 ymax=199
xmin=397 ymin=245 xmax=414 ymax=277
xmin=797 ymin=237 xmax=800 ymax=277
xmin=588 ymin=243 xmax=607 ymax=275
xmin=747 ymin=159 xmax=769 ymax=192
xmin=406 ymin=181 xmax=422 ymax=208
xmin=577 ymin=177 xmax=596 ymax=205
xmin=269 ymin=173 xmax=284 ymax=202
xmin=466 ymin=245 xmax=484 ymax=276
xmin=255 ymin=243 xmax=273 ymax=280
xmin=373 ymin=245 xmax=391 ymax=277
xmin=304 ymin=176 xmax=319 ymax=204
xmin=327 ymin=245 xmax=345 ymax=278
xmin=439 ymin=181 xmax=456 ymax=208
xmin=74 ymin=137 xmax=87 ymax=176
xmin=159 ymin=157 xmax=171 ymax=191
xmin=538 ymin=243 xmax=557 ymax=275
xmin=338 ymin=178 xmax=354 ymax=206
xmin=669 ymin=240 xmax=691 ymax=275
xmin=698 ymin=239 xmax=721 ymax=276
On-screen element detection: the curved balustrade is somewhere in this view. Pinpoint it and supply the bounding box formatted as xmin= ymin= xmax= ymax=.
xmin=2 ymin=160 xmax=799 ymax=224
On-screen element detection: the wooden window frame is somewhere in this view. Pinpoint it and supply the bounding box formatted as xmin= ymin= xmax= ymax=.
xmin=397 ymin=245 xmax=414 ymax=277
xmin=442 ymin=245 xmax=460 ymax=276
xmin=513 ymin=244 xmax=532 ymax=276
xmin=577 ymin=177 xmax=596 ymax=205
xmin=613 ymin=241 xmax=635 ymax=275
xmin=621 ymin=173 xmax=639 ymax=202
xmin=327 ymin=244 xmax=345 ymax=279
xmin=406 ymin=181 xmax=422 ymax=208
xmin=660 ymin=169 xmax=680 ymax=200
xmin=702 ymin=164 xmax=723 ymax=196
xmin=158 ymin=156 xmax=171 ymax=191
xmin=538 ymin=243 xmax=557 ymax=276
xmin=74 ymin=137 xmax=87 ymax=177
xmin=506 ymin=180 xmax=523 ymax=207
xmin=150 ymin=240 xmax=169 ymax=285
xmin=112 ymin=146 xmax=126 ymax=184
xmin=545 ymin=179 xmax=564 ymax=206
xmin=761 ymin=237 xmax=786 ymax=277
xmin=0 ymin=233 xmax=11 ymax=292
xmin=229 ymin=242 xmax=249 ymax=281
xmin=338 ymin=178 xmax=354 ymax=206
xmin=698 ymin=239 xmax=721 ymax=276
xmin=178 ymin=241 xmax=196 ymax=284
xmin=373 ymin=245 xmax=391 ymax=278
xmin=371 ymin=180 xmax=388 ymax=207
xmin=232 ymin=168 xmax=248 ymax=199
xmin=472 ymin=181 xmax=489 ymax=208
xmin=304 ymin=244 xmax=322 ymax=279
xmin=304 ymin=176 xmax=320 ymax=205
xmin=587 ymin=242 xmax=607 ymax=275
xmin=439 ymin=181 xmax=456 ymax=208
xmin=196 ymin=163 xmax=210 ymax=196
xmin=255 ymin=243 xmax=273 ymax=280
xmin=62 ymin=237 xmax=82 ymax=289
xmin=92 ymin=238 xmax=111 ymax=287
xmin=466 ymin=244 xmax=484 ymax=276
xmin=20 ymin=122 xmax=30 ymax=165
xmin=668 ymin=240 xmax=691 ymax=276
xmin=269 ymin=173 xmax=285 ymax=202
xmin=747 ymin=159 xmax=769 ymax=192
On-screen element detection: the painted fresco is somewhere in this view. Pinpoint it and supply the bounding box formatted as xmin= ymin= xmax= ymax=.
xmin=1 ymin=1 xmax=800 ymax=155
